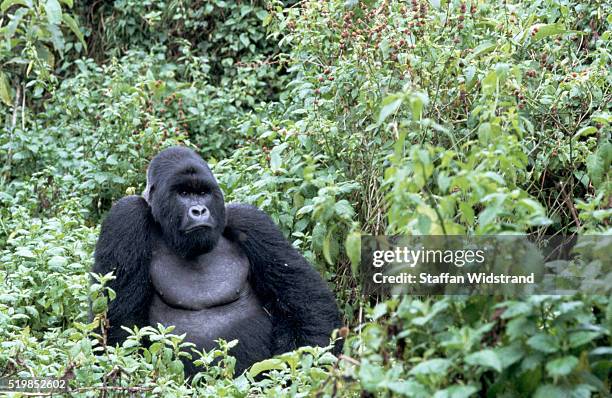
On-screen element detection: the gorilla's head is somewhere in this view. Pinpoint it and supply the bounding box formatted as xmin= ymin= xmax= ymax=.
xmin=143 ymin=147 xmax=226 ymax=258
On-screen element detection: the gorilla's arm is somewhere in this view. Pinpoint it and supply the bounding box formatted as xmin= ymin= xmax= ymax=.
xmin=92 ymin=195 xmax=154 ymax=345
xmin=224 ymin=204 xmax=342 ymax=354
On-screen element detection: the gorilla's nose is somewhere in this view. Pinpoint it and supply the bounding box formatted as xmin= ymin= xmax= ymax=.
xmin=189 ymin=205 xmax=209 ymax=220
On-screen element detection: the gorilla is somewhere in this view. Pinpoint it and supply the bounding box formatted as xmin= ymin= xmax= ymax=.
xmin=92 ymin=146 xmax=342 ymax=375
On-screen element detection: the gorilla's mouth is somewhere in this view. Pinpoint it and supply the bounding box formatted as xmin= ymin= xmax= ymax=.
xmin=183 ymin=224 xmax=214 ymax=234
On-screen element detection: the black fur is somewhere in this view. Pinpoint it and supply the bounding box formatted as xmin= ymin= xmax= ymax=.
xmin=92 ymin=147 xmax=342 ymax=374
xmin=92 ymin=195 xmax=153 ymax=344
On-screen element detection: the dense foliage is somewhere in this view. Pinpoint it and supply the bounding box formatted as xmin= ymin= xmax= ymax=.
xmin=0 ymin=0 xmax=610 ymax=396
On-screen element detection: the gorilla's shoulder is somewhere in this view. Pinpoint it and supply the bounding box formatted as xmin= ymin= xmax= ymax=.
xmin=109 ymin=195 xmax=150 ymax=214
xmin=225 ymin=203 xmax=273 ymax=226
xmin=95 ymin=195 xmax=154 ymax=269
xmin=224 ymin=203 xmax=284 ymax=243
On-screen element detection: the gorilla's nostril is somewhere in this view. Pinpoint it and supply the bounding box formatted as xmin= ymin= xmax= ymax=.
xmin=189 ymin=205 xmax=208 ymax=219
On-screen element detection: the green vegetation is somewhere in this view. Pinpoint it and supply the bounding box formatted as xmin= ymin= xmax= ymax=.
xmin=0 ymin=0 xmax=610 ymax=396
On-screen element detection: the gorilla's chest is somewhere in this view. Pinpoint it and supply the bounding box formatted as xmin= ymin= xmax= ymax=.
xmin=149 ymin=237 xmax=250 ymax=309
xmin=148 ymin=237 xmax=272 ymax=361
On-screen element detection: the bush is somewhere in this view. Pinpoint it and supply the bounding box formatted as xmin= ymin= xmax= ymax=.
xmin=0 ymin=0 xmax=610 ymax=396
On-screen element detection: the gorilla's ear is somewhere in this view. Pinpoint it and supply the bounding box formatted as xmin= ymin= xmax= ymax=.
xmin=142 ymin=184 xmax=154 ymax=204
xmin=142 ymin=168 xmax=155 ymax=204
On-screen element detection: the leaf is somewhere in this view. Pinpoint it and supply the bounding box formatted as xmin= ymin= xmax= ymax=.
xmin=255 ymin=9 xmax=268 ymax=20
xmin=372 ymin=303 xmax=387 ymax=320
xmin=322 ymin=226 xmax=338 ymax=265
xmin=530 ymin=23 xmax=569 ymax=42
xmin=91 ymin=296 xmax=107 ymax=314
xmin=569 ymin=331 xmax=600 ymax=348
xmin=586 ymin=142 xmax=611 ymax=187
xmin=387 ymin=380 xmax=429 ymax=397
xmin=248 ymin=358 xmax=285 ymax=378
xmin=16 ymin=248 xmax=35 ymax=258
xmin=269 ymin=144 xmax=285 ymax=171
xmin=334 ymin=200 xmax=354 ymax=219
xmin=0 ymin=72 xmax=13 ymax=106
xmin=433 ymin=385 xmax=479 ymax=398
xmin=106 ymin=154 xmax=118 ymax=165
xmin=345 ymin=230 xmax=361 ymax=277
xmin=4 ymin=7 xmax=28 ymax=39
xmin=378 ymin=94 xmax=403 ymax=125
xmin=534 ymin=385 xmax=565 ymax=398
xmin=573 ymin=126 xmax=597 ymax=139
xmin=62 ymin=14 xmax=86 ymax=49
xmin=466 ymin=41 xmax=496 ymax=61
xmin=496 ymin=343 xmax=525 ymax=369
xmin=44 ymin=0 xmax=62 ymax=24
xmin=409 ymin=358 xmax=452 ymax=375
xmin=465 ymin=349 xmax=503 ymax=372
xmin=48 ymin=256 xmax=67 ymax=269
xmin=500 ymin=301 xmax=532 ymax=319
xmin=47 ymin=22 xmax=65 ymax=52
xmin=545 ymin=355 xmax=578 ymax=377
xmin=464 ymin=66 xmax=477 ymax=90
xmin=481 ymin=70 xmax=497 ymax=96
xmin=239 ymin=33 xmax=250 ymax=48
xmin=1 ymin=0 xmax=31 ymax=12
xmin=409 ymin=91 xmax=428 ymax=121
xmin=527 ymin=333 xmax=560 ymax=354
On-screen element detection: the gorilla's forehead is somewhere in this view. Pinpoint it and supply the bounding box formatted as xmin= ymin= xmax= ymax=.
xmin=148 ymin=147 xmax=215 ymax=184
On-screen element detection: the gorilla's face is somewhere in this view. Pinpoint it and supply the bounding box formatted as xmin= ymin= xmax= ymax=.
xmin=143 ymin=147 xmax=226 ymax=258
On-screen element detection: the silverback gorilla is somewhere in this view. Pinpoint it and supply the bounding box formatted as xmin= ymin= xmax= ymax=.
xmin=92 ymin=147 xmax=341 ymax=375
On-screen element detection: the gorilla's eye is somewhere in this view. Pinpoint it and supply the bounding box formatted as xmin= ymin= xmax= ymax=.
xmin=179 ymin=191 xmax=189 ymax=197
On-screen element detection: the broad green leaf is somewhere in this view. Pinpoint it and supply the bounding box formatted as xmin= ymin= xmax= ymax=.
xmin=1 ymin=0 xmax=31 ymax=11
xmin=574 ymin=126 xmax=597 ymax=139
xmin=322 ymin=226 xmax=338 ymax=265
xmin=527 ymin=333 xmax=560 ymax=354
xmin=534 ymin=385 xmax=566 ymax=398
xmin=481 ymin=70 xmax=497 ymax=96
xmin=545 ymin=355 xmax=578 ymax=377
xmin=345 ymin=229 xmax=361 ymax=276
xmin=169 ymin=359 xmax=183 ymax=374
xmin=500 ymin=301 xmax=532 ymax=319
xmin=48 ymin=256 xmax=67 ymax=269
xmin=433 ymin=385 xmax=479 ymax=398
xmin=387 ymin=380 xmax=429 ymax=397
xmin=586 ymin=145 xmax=607 ymax=187
xmin=16 ymin=248 xmax=35 ymax=258
xmin=4 ymin=7 xmax=28 ymax=38
xmin=0 ymin=72 xmax=13 ymax=106
xmin=530 ymin=23 xmax=569 ymax=41
xmin=465 ymin=349 xmax=503 ymax=372
xmin=372 ymin=302 xmax=387 ymax=320
xmin=466 ymin=41 xmax=496 ymax=61
xmin=569 ymin=331 xmax=600 ymax=348
xmin=334 ymin=200 xmax=354 ymax=219
xmin=378 ymin=94 xmax=403 ymax=125
xmin=409 ymin=91 xmax=428 ymax=121
xmin=62 ymin=14 xmax=86 ymax=49
xmin=59 ymin=0 xmax=72 ymax=7
xmin=44 ymin=0 xmax=62 ymax=24
xmin=47 ymin=22 xmax=65 ymax=52
xmin=91 ymin=296 xmax=107 ymax=314
xmin=464 ymin=66 xmax=477 ymax=90
xmin=269 ymin=144 xmax=285 ymax=171
xmin=409 ymin=358 xmax=452 ymax=375
xmin=248 ymin=358 xmax=285 ymax=378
